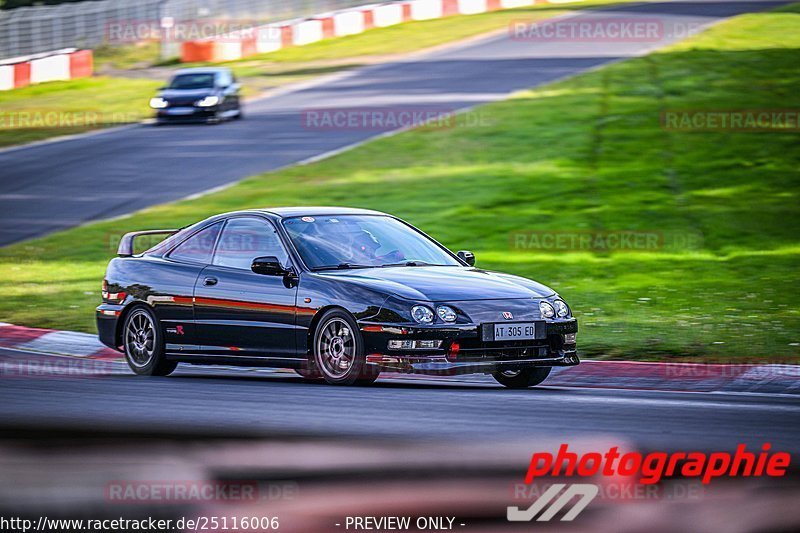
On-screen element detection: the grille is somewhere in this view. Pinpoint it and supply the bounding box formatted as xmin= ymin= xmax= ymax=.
xmin=453 ymin=338 xmax=553 ymax=361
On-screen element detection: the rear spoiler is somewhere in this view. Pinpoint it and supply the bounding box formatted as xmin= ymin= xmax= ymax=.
xmin=117 ymin=229 xmax=179 ymax=257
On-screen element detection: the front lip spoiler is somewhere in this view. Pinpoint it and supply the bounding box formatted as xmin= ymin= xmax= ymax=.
xmin=366 ymin=353 xmax=579 ymax=374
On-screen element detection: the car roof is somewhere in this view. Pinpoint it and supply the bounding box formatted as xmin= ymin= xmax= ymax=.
xmin=172 ymin=67 xmax=229 ymax=76
xmin=194 ymin=206 xmax=392 ymax=229
xmin=259 ymin=206 xmax=387 ymax=218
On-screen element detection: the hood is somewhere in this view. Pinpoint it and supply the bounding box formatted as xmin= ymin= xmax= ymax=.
xmin=159 ymin=88 xmax=217 ymax=101
xmin=316 ymin=266 xmax=554 ymax=302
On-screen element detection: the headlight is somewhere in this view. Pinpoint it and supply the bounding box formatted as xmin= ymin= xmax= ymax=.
xmin=149 ymin=97 xmax=167 ymax=109
xmin=195 ymin=95 xmax=220 ymax=107
xmin=411 ymin=305 xmax=434 ymax=324
xmin=539 ymin=301 xmax=555 ymax=319
xmin=436 ymin=305 xmax=457 ymax=323
xmin=554 ymin=299 xmax=570 ymax=318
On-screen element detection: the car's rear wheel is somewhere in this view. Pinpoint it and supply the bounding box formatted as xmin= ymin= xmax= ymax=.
xmin=313 ymin=309 xmax=379 ymax=386
xmin=492 ymin=367 xmax=551 ymax=389
xmin=123 ymin=306 xmax=177 ymax=377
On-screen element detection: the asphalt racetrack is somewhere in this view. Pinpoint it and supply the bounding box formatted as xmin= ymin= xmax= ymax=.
xmin=2 ymin=347 xmax=798 ymax=454
xmin=0 ymin=0 xmax=790 ymax=247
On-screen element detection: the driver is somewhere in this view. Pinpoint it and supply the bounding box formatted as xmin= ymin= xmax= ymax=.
xmin=338 ymin=222 xmax=404 ymax=264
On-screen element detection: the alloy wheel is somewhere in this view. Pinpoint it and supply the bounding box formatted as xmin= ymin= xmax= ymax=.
xmin=125 ymin=310 xmax=156 ymax=368
xmin=316 ymin=317 xmax=356 ymax=379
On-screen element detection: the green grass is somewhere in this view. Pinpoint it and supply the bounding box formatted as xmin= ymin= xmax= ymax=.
xmin=0 ymin=0 xmax=629 ymax=147
xmin=0 ymin=76 xmax=161 ymax=147
xmin=94 ymin=42 xmax=162 ymax=71
xmin=1 ymin=4 xmax=799 ymax=362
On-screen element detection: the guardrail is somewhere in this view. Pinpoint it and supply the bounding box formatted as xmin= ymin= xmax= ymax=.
xmin=0 ymin=48 xmax=93 ymax=91
xmin=179 ymin=0 xmax=557 ymax=63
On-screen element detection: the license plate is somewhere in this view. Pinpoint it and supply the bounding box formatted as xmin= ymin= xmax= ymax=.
xmin=486 ymin=322 xmax=537 ymax=342
xmin=167 ymin=107 xmax=195 ymax=115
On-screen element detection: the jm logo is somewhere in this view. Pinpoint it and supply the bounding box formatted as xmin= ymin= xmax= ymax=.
xmin=508 ymin=483 xmax=599 ymax=522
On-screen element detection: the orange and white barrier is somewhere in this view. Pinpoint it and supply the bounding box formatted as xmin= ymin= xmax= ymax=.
xmin=293 ymin=19 xmax=325 ymax=45
xmin=501 ymin=0 xmax=535 ymax=7
xmin=0 ymin=65 xmax=13 ymax=91
xmin=0 ymin=48 xmax=92 ymax=91
xmin=30 ymin=53 xmax=71 ymax=84
xmin=255 ymin=25 xmax=285 ymax=54
xmin=179 ymin=0 xmax=561 ymax=63
xmin=333 ymin=10 xmax=367 ymax=36
xmin=457 ymin=0 xmax=484 ymax=15
xmin=372 ymin=2 xmax=406 ymax=27
xmin=408 ymin=0 xmax=443 ymax=20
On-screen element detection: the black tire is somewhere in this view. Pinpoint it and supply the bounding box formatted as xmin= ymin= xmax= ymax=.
xmin=492 ymin=367 xmax=551 ymax=389
xmin=354 ymin=371 xmax=380 ymax=386
xmin=313 ymin=309 xmax=379 ymax=386
xmin=294 ymin=365 xmax=322 ymax=380
xmin=234 ymin=107 xmax=243 ymax=120
xmin=122 ymin=306 xmax=177 ymax=377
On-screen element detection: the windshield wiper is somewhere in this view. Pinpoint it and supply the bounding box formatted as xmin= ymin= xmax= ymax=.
xmin=312 ymin=263 xmax=375 ymax=271
xmin=381 ymin=261 xmax=437 ymax=267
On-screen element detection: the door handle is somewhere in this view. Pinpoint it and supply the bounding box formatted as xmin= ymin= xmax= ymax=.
xmin=203 ymin=277 xmax=218 ymax=286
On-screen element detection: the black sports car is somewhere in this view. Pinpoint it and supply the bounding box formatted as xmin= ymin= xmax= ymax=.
xmin=97 ymin=208 xmax=578 ymax=388
xmin=150 ymin=67 xmax=242 ymax=124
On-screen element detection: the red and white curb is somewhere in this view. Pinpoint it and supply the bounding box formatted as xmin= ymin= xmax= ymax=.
xmin=181 ymin=0 xmax=581 ymax=63
xmin=1 ymin=323 xmax=797 ymax=393
xmin=0 ymin=323 xmax=118 ymax=360
xmin=0 ymin=48 xmax=93 ymax=91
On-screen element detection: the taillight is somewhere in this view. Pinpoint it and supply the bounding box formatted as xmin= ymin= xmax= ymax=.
xmin=102 ymin=279 xmax=126 ymax=303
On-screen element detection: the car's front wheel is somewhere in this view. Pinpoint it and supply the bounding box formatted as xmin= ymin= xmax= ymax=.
xmin=492 ymin=367 xmax=551 ymax=389
xmin=123 ymin=306 xmax=177 ymax=377
xmin=294 ymin=365 xmax=322 ymax=380
xmin=313 ymin=309 xmax=379 ymax=386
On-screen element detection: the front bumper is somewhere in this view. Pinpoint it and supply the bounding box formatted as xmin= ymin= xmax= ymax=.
xmin=359 ymin=318 xmax=579 ymax=375
xmin=156 ymin=106 xmax=218 ymax=123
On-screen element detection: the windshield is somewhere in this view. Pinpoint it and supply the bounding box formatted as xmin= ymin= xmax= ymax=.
xmin=282 ymin=215 xmax=461 ymax=270
xmin=168 ymin=73 xmax=215 ymax=90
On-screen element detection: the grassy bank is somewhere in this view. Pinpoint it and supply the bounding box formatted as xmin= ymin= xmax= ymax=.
xmin=0 ymin=4 xmax=798 ymax=361
xmin=0 ymin=0 xmax=629 ymax=148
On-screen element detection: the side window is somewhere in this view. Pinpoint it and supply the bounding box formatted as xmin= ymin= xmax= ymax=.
xmin=217 ymin=70 xmax=232 ymax=87
xmin=168 ymin=222 xmax=222 ymax=264
xmin=213 ymin=218 xmax=289 ymax=270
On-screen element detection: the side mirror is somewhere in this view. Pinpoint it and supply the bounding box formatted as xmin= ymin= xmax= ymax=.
xmin=457 ymin=250 xmax=475 ymax=267
xmin=251 ymin=256 xmax=288 ymax=276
